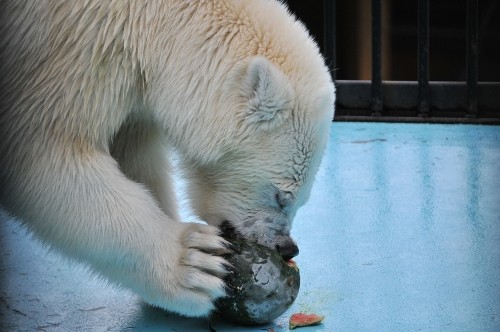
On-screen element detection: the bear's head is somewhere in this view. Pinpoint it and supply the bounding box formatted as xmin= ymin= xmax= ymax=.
xmin=182 ymin=56 xmax=334 ymax=260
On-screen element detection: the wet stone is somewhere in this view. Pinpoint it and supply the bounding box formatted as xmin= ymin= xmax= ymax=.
xmin=215 ymin=237 xmax=300 ymax=325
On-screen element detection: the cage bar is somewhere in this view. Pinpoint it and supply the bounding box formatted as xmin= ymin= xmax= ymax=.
xmin=466 ymin=0 xmax=478 ymax=117
xmin=371 ymin=0 xmax=383 ymax=115
xmin=323 ymin=0 xmax=336 ymax=81
xmin=323 ymin=0 xmax=499 ymax=123
xmin=418 ymin=0 xmax=430 ymax=117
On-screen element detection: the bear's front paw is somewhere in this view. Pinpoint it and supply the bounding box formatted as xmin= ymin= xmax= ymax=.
xmin=164 ymin=223 xmax=231 ymax=316
xmin=180 ymin=223 xmax=231 ymax=290
xmin=139 ymin=222 xmax=231 ymax=317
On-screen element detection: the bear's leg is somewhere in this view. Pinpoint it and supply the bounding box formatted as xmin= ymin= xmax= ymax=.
xmin=111 ymin=117 xmax=180 ymax=221
xmin=5 ymin=146 xmax=228 ymax=316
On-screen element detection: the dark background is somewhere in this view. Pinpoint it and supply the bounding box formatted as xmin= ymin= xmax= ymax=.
xmin=284 ymin=0 xmax=500 ymax=82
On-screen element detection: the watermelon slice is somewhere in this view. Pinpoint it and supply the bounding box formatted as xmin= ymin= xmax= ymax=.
xmin=289 ymin=313 xmax=325 ymax=329
xmin=286 ymin=259 xmax=299 ymax=271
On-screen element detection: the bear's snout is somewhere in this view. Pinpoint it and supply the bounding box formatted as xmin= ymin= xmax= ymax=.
xmin=219 ymin=221 xmax=298 ymax=260
xmin=275 ymin=235 xmax=299 ymax=261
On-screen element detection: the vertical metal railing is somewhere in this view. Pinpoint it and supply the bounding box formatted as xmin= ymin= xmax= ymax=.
xmin=466 ymin=0 xmax=478 ymax=118
xmin=323 ymin=0 xmax=336 ymax=81
xmin=324 ymin=0 xmax=498 ymax=123
xmin=418 ymin=0 xmax=430 ymax=117
xmin=371 ymin=0 xmax=383 ymax=116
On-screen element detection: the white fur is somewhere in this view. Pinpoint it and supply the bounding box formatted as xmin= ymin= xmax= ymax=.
xmin=0 ymin=0 xmax=334 ymax=317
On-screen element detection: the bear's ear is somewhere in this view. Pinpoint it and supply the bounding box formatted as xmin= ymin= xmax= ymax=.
xmin=241 ymin=57 xmax=294 ymax=130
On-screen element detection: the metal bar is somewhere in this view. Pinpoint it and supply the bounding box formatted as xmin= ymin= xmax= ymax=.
xmin=418 ymin=0 xmax=430 ymax=117
xmin=335 ymin=80 xmax=500 ymax=118
xmin=466 ymin=0 xmax=478 ymax=117
xmin=323 ymin=0 xmax=336 ymax=81
xmin=371 ymin=0 xmax=383 ymax=115
xmin=334 ymin=115 xmax=500 ymax=125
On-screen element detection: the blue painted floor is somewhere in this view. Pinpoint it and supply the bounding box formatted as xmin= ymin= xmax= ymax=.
xmin=1 ymin=122 xmax=500 ymax=331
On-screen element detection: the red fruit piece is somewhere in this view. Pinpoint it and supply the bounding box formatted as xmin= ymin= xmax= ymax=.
xmin=286 ymin=259 xmax=299 ymax=271
xmin=289 ymin=313 xmax=325 ymax=329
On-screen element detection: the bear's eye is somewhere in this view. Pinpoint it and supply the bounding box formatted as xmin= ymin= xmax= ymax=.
xmin=276 ymin=191 xmax=294 ymax=209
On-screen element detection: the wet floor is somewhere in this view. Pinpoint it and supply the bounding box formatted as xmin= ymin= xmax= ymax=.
xmin=1 ymin=122 xmax=499 ymax=331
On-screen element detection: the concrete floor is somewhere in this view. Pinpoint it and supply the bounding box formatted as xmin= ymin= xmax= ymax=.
xmin=1 ymin=122 xmax=499 ymax=331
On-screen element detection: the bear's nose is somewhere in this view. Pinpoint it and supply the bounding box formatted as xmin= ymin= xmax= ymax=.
xmin=276 ymin=238 xmax=299 ymax=261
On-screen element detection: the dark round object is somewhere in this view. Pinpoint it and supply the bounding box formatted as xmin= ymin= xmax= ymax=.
xmin=215 ymin=237 xmax=300 ymax=325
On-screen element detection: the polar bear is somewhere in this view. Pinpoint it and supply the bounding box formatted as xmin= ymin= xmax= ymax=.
xmin=0 ymin=0 xmax=334 ymax=317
